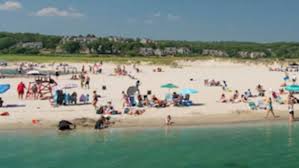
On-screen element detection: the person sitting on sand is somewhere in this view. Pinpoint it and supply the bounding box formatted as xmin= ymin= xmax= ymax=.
xmin=71 ymin=92 xmax=78 ymax=104
xmin=128 ymin=108 xmax=145 ymax=115
xmin=230 ymin=90 xmax=240 ymax=103
xmin=58 ymin=120 xmax=76 ymax=131
xmin=105 ymin=101 xmax=121 ymax=115
xmin=244 ymin=89 xmax=253 ymax=98
xmin=219 ymin=94 xmax=227 ymax=103
xmin=172 ymin=92 xmax=180 ymax=105
xmin=240 ymin=95 xmax=248 ymax=103
xmin=95 ymin=116 xmax=107 ymax=130
xmin=256 ymin=84 xmax=265 ymax=97
xmin=152 ymin=95 xmax=167 ymax=107
xmin=137 ymin=95 xmax=144 ymax=107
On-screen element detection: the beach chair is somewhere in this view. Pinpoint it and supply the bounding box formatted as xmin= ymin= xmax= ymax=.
xmin=275 ymin=96 xmax=285 ymax=104
xmin=182 ymin=100 xmax=193 ymax=106
xmin=257 ymin=100 xmax=267 ymax=110
xmin=248 ymin=102 xmax=257 ymax=110
xmin=164 ymin=93 xmax=173 ymax=102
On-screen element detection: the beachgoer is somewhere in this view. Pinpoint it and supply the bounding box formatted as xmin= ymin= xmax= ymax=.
xmin=32 ymin=84 xmax=38 ymax=99
xmin=0 ymin=97 xmax=3 ymax=107
xmin=17 ymin=82 xmax=26 ymax=99
xmin=219 ymin=94 xmax=227 ymax=103
xmin=288 ymin=94 xmax=296 ymax=122
xmin=292 ymin=74 xmax=297 ymax=84
xmin=55 ymin=70 xmax=59 ymax=79
xmin=265 ymin=97 xmax=278 ymax=119
xmin=241 ymin=95 xmax=248 ymax=103
xmin=85 ymin=75 xmax=90 ymax=89
xmin=58 ymin=120 xmax=76 ymax=131
xmin=92 ymin=91 xmax=98 ymax=108
xmin=284 ymin=72 xmax=289 ymax=81
xmin=165 ymin=115 xmax=173 ymax=126
xmin=122 ymin=91 xmax=129 ymax=108
xmin=288 ymin=104 xmax=295 ymax=122
xmin=80 ymin=73 xmax=85 ymax=88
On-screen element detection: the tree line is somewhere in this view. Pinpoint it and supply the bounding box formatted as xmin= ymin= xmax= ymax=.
xmin=1 ymin=32 xmax=299 ymax=58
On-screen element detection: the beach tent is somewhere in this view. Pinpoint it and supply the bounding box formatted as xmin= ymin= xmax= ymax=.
xmin=180 ymin=88 xmax=199 ymax=95
xmin=0 ymin=84 xmax=10 ymax=94
xmin=285 ymin=85 xmax=299 ymax=92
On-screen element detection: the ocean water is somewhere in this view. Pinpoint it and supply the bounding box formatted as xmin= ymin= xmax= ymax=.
xmin=0 ymin=122 xmax=299 ymax=168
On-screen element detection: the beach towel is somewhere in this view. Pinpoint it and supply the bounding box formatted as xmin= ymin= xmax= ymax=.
xmin=0 ymin=112 xmax=9 ymax=116
xmin=0 ymin=84 xmax=10 ymax=94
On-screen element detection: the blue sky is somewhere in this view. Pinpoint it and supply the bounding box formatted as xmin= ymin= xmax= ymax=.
xmin=0 ymin=0 xmax=298 ymax=42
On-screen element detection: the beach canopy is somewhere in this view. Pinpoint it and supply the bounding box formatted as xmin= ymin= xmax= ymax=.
xmin=180 ymin=88 xmax=199 ymax=95
xmin=26 ymin=70 xmax=45 ymax=76
xmin=0 ymin=84 xmax=10 ymax=94
xmin=285 ymin=85 xmax=299 ymax=92
xmin=161 ymin=83 xmax=178 ymax=89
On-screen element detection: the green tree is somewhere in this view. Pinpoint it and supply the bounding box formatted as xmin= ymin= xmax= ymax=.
xmin=62 ymin=42 xmax=81 ymax=53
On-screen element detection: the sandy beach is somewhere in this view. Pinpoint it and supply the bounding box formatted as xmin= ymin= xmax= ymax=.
xmin=0 ymin=60 xmax=295 ymax=129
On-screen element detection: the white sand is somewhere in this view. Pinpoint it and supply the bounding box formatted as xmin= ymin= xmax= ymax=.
xmin=0 ymin=60 xmax=293 ymax=128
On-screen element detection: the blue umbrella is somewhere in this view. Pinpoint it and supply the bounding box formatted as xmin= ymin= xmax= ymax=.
xmin=285 ymin=85 xmax=299 ymax=92
xmin=180 ymin=88 xmax=199 ymax=95
xmin=0 ymin=84 xmax=10 ymax=94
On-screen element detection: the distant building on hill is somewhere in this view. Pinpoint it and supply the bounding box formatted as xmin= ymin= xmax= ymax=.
xmin=18 ymin=42 xmax=43 ymax=49
xmin=61 ymin=35 xmax=97 ymax=44
xmin=202 ymin=49 xmax=229 ymax=57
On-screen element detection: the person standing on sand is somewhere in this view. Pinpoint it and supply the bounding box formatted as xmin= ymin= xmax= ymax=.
xmin=288 ymin=94 xmax=296 ymax=122
xmin=165 ymin=115 xmax=173 ymax=126
xmin=17 ymin=81 xmax=26 ymax=99
xmin=92 ymin=90 xmax=98 ymax=109
xmin=265 ymin=97 xmax=278 ymax=119
xmin=85 ymin=75 xmax=90 ymax=89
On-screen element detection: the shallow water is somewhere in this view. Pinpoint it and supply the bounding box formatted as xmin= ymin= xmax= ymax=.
xmin=1 ymin=122 xmax=299 ymax=168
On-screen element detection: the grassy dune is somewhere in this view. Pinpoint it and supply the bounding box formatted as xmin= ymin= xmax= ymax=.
xmin=0 ymin=54 xmax=296 ymax=65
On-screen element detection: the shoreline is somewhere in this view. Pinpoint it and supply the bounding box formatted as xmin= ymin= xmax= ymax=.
xmin=0 ymin=110 xmax=293 ymax=130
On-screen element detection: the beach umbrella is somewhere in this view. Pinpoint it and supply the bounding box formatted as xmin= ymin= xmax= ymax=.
xmin=180 ymin=88 xmax=199 ymax=95
xmin=285 ymin=85 xmax=299 ymax=92
xmin=127 ymin=86 xmax=138 ymax=96
xmin=161 ymin=83 xmax=178 ymax=89
xmin=0 ymin=84 xmax=10 ymax=94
